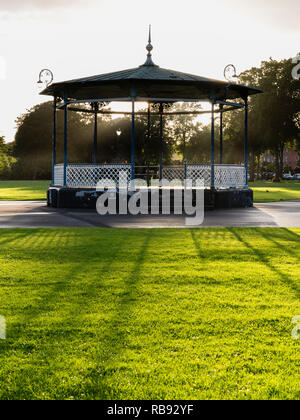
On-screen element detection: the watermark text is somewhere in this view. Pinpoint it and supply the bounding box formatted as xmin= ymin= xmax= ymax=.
xmin=292 ymin=55 xmax=300 ymax=80
xmin=96 ymin=175 xmax=205 ymax=226
xmin=0 ymin=316 xmax=6 ymax=340
xmin=291 ymin=316 xmax=300 ymax=340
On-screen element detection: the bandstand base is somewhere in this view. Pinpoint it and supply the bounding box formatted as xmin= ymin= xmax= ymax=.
xmin=47 ymin=187 xmax=253 ymax=211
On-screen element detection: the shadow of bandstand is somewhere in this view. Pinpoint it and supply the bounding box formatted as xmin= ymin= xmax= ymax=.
xmin=0 ymin=226 xmax=153 ymax=398
xmin=228 ymin=228 xmax=300 ymax=300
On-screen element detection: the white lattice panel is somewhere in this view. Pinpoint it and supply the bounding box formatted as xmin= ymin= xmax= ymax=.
xmin=54 ymin=164 xmax=131 ymax=188
xmin=214 ymin=165 xmax=245 ymax=188
xmin=187 ymin=165 xmax=211 ymax=187
xmin=186 ymin=164 xmax=246 ymax=188
xmin=53 ymin=164 xmax=245 ymax=188
xmin=163 ymin=166 xmax=185 ymax=181
xmin=54 ymin=164 xmax=64 ymax=186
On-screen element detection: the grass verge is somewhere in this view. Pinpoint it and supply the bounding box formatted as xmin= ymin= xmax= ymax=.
xmin=0 ymin=181 xmax=50 ymax=201
xmin=0 ymin=228 xmax=299 ymax=400
xmin=249 ymin=181 xmax=300 ymax=203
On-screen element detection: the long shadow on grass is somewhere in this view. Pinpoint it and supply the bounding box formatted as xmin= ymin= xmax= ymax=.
xmin=228 ymin=228 xmax=300 ymax=300
xmin=50 ymin=231 xmax=133 ymax=320
xmin=255 ymin=229 xmax=300 ymax=299
xmin=190 ymin=230 xmax=204 ymax=262
xmin=87 ymin=230 xmax=153 ymax=399
xmin=0 ymin=230 xmax=35 ymax=248
xmin=279 ymin=228 xmax=300 ymax=242
xmin=0 ymin=230 xmax=132 ymax=398
xmin=16 ymin=231 xmax=131 ymax=323
xmin=0 ymin=262 xmax=89 ymax=357
xmin=1 ymin=229 xmax=129 ymax=334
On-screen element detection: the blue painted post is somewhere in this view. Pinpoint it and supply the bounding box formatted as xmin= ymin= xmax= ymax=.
xmin=244 ymin=97 xmax=249 ymax=187
xmin=159 ymin=104 xmax=163 ymax=181
xmin=147 ymin=102 xmax=151 ymax=157
xmin=93 ymin=103 xmax=98 ymax=164
xmin=220 ymin=105 xmax=223 ymax=164
xmin=184 ymin=159 xmax=187 ymax=189
xmin=52 ymin=97 xmax=57 ymax=186
xmin=63 ymin=96 xmax=68 ymax=187
xmin=211 ymin=96 xmax=215 ymax=189
xmin=131 ymin=99 xmax=135 ymax=182
xmin=147 ymin=102 xmax=151 ymax=187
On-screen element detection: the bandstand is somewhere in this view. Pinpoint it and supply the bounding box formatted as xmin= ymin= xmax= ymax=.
xmin=41 ymin=29 xmax=262 ymax=210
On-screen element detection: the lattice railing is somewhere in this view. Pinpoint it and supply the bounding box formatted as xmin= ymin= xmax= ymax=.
xmin=53 ymin=164 xmax=64 ymax=186
xmin=54 ymin=164 xmax=131 ymax=188
xmin=163 ymin=166 xmax=184 ymax=181
xmin=163 ymin=164 xmax=246 ymax=188
xmin=187 ymin=165 xmax=211 ymax=187
xmin=53 ymin=163 xmax=246 ymax=188
xmin=214 ymin=165 xmax=246 ymax=188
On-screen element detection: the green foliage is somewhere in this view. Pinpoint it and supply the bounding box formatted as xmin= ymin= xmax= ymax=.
xmin=244 ymin=58 xmax=299 ymax=145
xmin=224 ymin=57 xmax=300 ymax=179
xmin=96 ymin=113 xmax=174 ymax=166
xmin=168 ymin=103 xmax=203 ymax=162
xmin=13 ymin=102 xmax=95 ymax=180
xmin=0 ymin=136 xmax=15 ymax=179
xmin=12 ymin=103 xmax=176 ymax=179
xmin=0 ymin=228 xmax=299 ymax=399
xmin=184 ymin=124 xmax=213 ymax=164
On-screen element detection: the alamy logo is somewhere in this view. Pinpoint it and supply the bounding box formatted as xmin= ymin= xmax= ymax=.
xmin=0 ymin=316 xmax=6 ymax=340
xmin=292 ymin=55 xmax=300 ymax=81
xmin=96 ymin=173 xmax=205 ymax=226
xmin=291 ymin=316 xmax=300 ymax=340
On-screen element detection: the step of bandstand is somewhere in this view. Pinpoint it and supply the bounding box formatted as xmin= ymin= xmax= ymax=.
xmin=47 ymin=187 xmax=253 ymax=211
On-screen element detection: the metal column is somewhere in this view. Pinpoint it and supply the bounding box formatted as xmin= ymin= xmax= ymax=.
xmin=131 ymin=99 xmax=135 ymax=182
xmin=52 ymin=97 xmax=57 ymax=186
xmin=146 ymin=102 xmax=151 ymax=186
xmin=244 ymin=96 xmax=249 ymax=187
xmin=211 ymin=97 xmax=215 ymax=189
xmin=63 ymin=96 xmax=68 ymax=187
xmin=219 ymin=104 xmax=223 ymax=164
xmin=159 ymin=104 xmax=163 ymax=181
xmin=147 ymin=102 xmax=151 ymax=162
xmin=93 ymin=103 xmax=99 ymax=164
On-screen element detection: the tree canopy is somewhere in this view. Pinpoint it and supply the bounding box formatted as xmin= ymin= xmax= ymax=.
xmin=2 ymin=55 xmax=299 ymax=180
xmin=0 ymin=136 xmax=15 ymax=179
xmin=223 ymin=56 xmax=300 ymax=180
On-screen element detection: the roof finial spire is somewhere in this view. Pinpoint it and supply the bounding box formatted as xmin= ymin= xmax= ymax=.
xmin=144 ymin=24 xmax=155 ymax=66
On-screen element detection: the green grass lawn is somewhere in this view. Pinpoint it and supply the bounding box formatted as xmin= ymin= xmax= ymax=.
xmin=249 ymin=181 xmax=300 ymax=203
xmin=0 ymin=181 xmax=50 ymax=201
xmin=0 ymin=228 xmax=299 ymax=400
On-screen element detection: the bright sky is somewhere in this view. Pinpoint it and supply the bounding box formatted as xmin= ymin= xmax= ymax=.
xmin=0 ymin=0 xmax=299 ymax=141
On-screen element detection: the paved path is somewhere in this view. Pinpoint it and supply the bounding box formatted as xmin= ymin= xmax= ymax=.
xmin=0 ymin=200 xmax=299 ymax=228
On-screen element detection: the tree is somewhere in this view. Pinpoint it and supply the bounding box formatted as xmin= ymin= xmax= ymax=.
xmin=183 ymin=124 xmax=215 ymax=164
xmin=239 ymin=57 xmax=300 ymax=181
xmin=168 ymin=102 xmax=203 ymax=162
xmin=96 ymin=113 xmax=174 ymax=166
xmin=0 ymin=136 xmax=15 ymax=179
xmin=14 ymin=102 xmax=98 ymax=179
xmin=12 ymin=102 xmax=175 ymax=179
xmin=222 ymin=57 xmax=300 ymax=181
